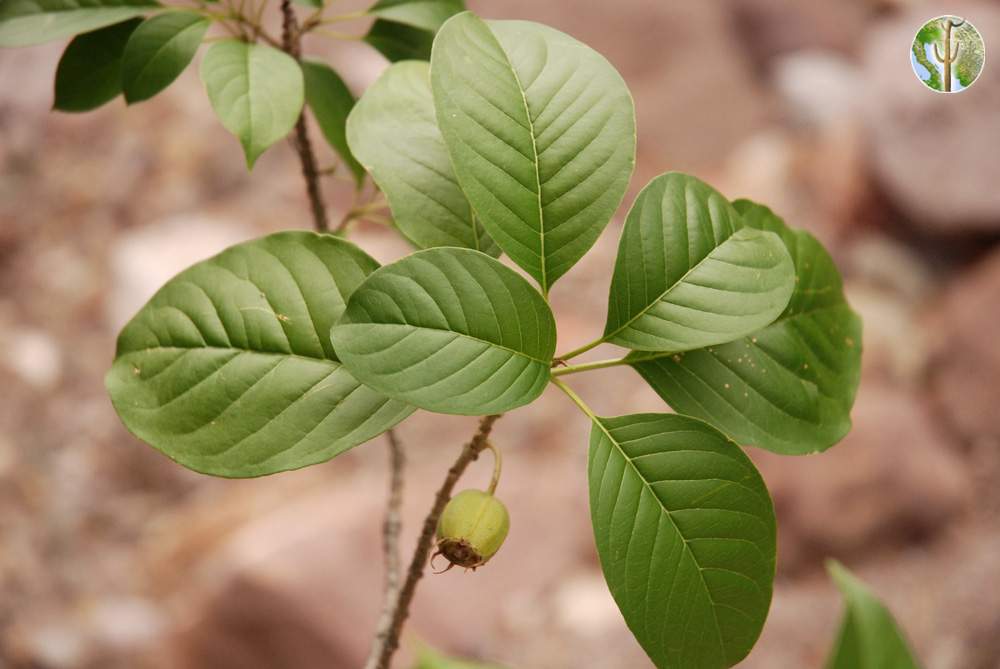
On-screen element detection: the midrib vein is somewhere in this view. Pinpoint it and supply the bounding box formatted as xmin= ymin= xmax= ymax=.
xmin=500 ymin=44 xmax=546 ymax=293
xmin=594 ymin=420 xmax=728 ymax=657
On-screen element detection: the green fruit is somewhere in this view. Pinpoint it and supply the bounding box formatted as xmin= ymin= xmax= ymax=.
xmin=435 ymin=488 xmax=510 ymax=570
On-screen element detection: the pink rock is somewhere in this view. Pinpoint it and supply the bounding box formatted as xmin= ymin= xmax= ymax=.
xmin=929 ymin=247 xmax=1000 ymax=443
xmin=751 ymin=383 xmax=969 ymax=570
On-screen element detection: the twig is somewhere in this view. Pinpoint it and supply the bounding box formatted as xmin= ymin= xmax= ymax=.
xmin=334 ymin=192 xmax=389 ymax=234
xmin=367 ymin=414 xmax=503 ymax=669
xmin=279 ymin=0 xmax=329 ymax=231
xmin=274 ymin=9 xmax=499 ymax=667
xmin=363 ymin=428 xmax=406 ymax=669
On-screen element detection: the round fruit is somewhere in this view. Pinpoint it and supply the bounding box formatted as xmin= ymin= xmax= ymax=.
xmin=434 ymin=488 xmax=510 ymax=571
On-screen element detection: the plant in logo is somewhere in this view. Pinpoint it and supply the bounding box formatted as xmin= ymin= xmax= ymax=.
xmin=912 ymin=15 xmax=985 ymax=92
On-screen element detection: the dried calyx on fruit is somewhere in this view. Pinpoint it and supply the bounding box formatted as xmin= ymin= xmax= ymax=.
xmin=433 ymin=441 xmax=508 ymax=572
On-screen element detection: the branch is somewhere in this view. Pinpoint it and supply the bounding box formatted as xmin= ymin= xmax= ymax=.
xmin=364 ymin=428 xmax=406 ymax=669
xmin=934 ymin=41 xmax=945 ymax=63
xmin=367 ymin=414 xmax=503 ymax=669
xmin=279 ymin=0 xmax=330 ymax=232
xmin=552 ymin=355 xmax=633 ymax=376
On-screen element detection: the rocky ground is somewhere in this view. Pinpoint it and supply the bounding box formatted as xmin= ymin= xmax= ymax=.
xmin=1 ymin=0 xmax=999 ymax=667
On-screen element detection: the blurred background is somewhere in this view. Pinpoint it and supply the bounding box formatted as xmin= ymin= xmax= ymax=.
xmin=2 ymin=0 xmax=999 ymax=667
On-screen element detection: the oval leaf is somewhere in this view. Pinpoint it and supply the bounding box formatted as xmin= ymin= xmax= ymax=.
xmin=302 ymin=59 xmax=365 ymax=186
xmin=200 ymin=40 xmax=304 ymax=169
xmin=347 ymin=61 xmax=497 ymax=254
xmin=368 ymin=0 xmax=464 ymax=32
xmin=629 ymin=200 xmax=862 ymax=454
xmin=431 ymin=13 xmax=636 ymax=295
xmin=826 ymin=560 xmax=920 ymax=669
xmin=106 ymin=232 xmax=414 ymax=478
xmin=53 ymin=18 xmax=141 ymax=112
xmin=589 ymin=413 xmax=776 ymax=668
xmin=122 ymin=11 xmax=210 ymax=104
xmin=331 ymin=247 xmax=556 ymax=415
xmin=604 ymin=173 xmax=794 ymax=352
xmin=0 ymin=0 xmax=158 ymax=47
xmin=364 ymin=19 xmax=434 ymax=62
xmin=363 ymin=0 xmax=464 ymax=62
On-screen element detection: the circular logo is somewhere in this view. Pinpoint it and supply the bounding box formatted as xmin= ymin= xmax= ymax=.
xmin=910 ymin=15 xmax=985 ymax=92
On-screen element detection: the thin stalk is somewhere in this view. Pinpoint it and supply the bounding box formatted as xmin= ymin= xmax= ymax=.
xmin=550 ymin=377 xmax=598 ymax=421
xmin=301 ymin=8 xmax=368 ymax=32
xmin=552 ymin=357 xmax=629 ymax=377
xmin=251 ymin=0 xmax=270 ymax=36
xmin=484 ymin=441 xmax=502 ymax=495
xmin=363 ymin=429 xmax=406 ymax=669
xmin=279 ymin=0 xmax=330 ymax=231
xmin=555 ymin=337 xmax=606 ymax=363
xmin=552 ymin=350 xmax=677 ymax=377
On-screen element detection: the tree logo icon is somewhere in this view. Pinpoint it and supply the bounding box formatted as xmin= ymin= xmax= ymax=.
xmin=911 ymin=16 xmax=985 ymax=92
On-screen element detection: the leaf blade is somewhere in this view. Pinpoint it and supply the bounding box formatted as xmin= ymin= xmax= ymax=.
xmin=122 ymin=10 xmax=210 ymax=104
xmin=364 ymin=19 xmax=434 ymax=62
xmin=331 ymin=247 xmax=556 ymax=415
xmin=605 ymin=173 xmax=795 ymax=352
xmin=346 ymin=61 xmax=497 ymax=253
xmin=430 ymin=13 xmax=636 ymax=293
xmin=826 ymin=560 xmax=920 ymax=669
xmin=589 ymin=413 xmax=776 ymax=668
xmin=629 ymin=200 xmax=862 ymax=454
xmin=363 ymin=0 xmax=464 ymax=62
xmin=302 ymin=59 xmax=364 ymax=185
xmin=53 ymin=18 xmax=141 ymax=112
xmin=0 ymin=0 xmax=159 ymax=47
xmin=106 ymin=231 xmax=413 ymax=478
xmin=301 ymin=59 xmax=365 ymax=187
xmin=367 ymin=0 xmax=464 ymax=32
xmin=200 ymin=40 xmax=304 ymax=169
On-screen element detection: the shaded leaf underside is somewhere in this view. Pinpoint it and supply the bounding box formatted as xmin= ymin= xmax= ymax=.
xmin=107 ymin=232 xmax=413 ymax=477
xmin=332 ymin=247 xmax=556 ymax=415
xmin=431 ymin=13 xmax=635 ymax=293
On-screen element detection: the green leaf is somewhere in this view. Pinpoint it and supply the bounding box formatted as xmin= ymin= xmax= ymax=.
xmin=368 ymin=0 xmax=464 ymax=32
xmin=200 ymin=40 xmax=304 ymax=169
xmin=346 ymin=61 xmax=497 ymax=254
xmin=363 ymin=0 xmax=464 ymax=62
xmin=431 ymin=13 xmax=636 ymax=295
xmin=293 ymin=0 xmax=322 ymax=7
xmin=53 ymin=18 xmax=140 ymax=112
xmin=629 ymin=200 xmax=862 ymax=455
xmin=589 ymin=413 xmax=776 ymax=669
xmin=826 ymin=560 xmax=920 ymax=669
xmin=331 ymin=247 xmax=556 ymax=415
xmin=121 ymin=11 xmax=209 ymax=104
xmin=105 ymin=231 xmax=414 ymax=478
xmin=604 ymin=173 xmax=794 ymax=353
xmin=301 ymin=59 xmax=364 ymax=186
xmin=0 ymin=0 xmax=159 ymax=47
xmin=364 ymin=20 xmax=434 ymax=62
